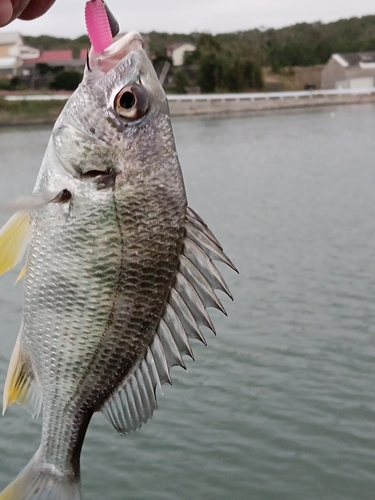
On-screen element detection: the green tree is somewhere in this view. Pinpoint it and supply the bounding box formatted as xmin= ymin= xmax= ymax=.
xmin=50 ymin=71 xmax=82 ymax=91
xmin=173 ymin=70 xmax=189 ymax=93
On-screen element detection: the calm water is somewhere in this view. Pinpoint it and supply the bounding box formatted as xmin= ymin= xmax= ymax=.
xmin=0 ymin=104 xmax=375 ymax=499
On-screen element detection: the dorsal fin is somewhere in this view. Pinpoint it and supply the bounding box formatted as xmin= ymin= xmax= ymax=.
xmin=3 ymin=333 xmax=43 ymax=418
xmin=100 ymin=206 xmax=235 ymax=435
xmin=100 ymin=348 xmax=160 ymax=434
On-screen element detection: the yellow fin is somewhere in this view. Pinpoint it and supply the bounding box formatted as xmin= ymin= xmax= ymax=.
xmin=0 ymin=211 xmax=31 ymax=276
xmin=14 ymin=265 xmax=26 ymax=285
xmin=2 ymin=334 xmax=42 ymax=417
xmin=3 ymin=334 xmax=22 ymax=414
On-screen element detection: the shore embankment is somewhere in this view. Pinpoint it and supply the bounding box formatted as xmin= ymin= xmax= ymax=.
xmin=1 ymin=89 xmax=375 ymax=126
xmin=168 ymin=91 xmax=375 ymax=117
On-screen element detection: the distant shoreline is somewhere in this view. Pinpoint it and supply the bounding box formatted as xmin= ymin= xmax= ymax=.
xmin=0 ymin=92 xmax=375 ymax=127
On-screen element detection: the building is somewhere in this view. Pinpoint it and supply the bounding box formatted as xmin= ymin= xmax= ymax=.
xmin=322 ymin=52 xmax=375 ymax=89
xmin=26 ymin=50 xmax=73 ymax=64
xmin=0 ymin=32 xmax=40 ymax=79
xmin=166 ymin=43 xmax=196 ymax=67
xmin=21 ymin=50 xmax=86 ymax=88
xmin=23 ymin=49 xmax=85 ymax=73
xmin=0 ymin=32 xmax=31 ymax=78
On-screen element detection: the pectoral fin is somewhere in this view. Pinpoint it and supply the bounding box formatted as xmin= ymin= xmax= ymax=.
xmin=3 ymin=334 xmax=42 ymax=418
xmin=0 ymin=211 xmax=31 ymax=276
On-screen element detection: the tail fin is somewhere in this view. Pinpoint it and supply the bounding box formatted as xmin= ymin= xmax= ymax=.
xmin=0 ymin=450 xmax=81 ymax=500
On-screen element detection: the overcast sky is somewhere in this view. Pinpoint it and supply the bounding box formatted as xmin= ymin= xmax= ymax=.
xmin=2 ymin=0 xmax=375 ymax=38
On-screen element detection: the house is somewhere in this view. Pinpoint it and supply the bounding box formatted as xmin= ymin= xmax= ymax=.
xmin=24 ymin=49 xmax=84 ymax=72
xmin=21 ymin=50 xmax=86 ymax=88
xmin=166 ymin=43 xmax=196 ymax=67
xmin=322 ymin=52 xmax=375 ymax=89
xmin=0 ymin=32 xmax=26 ymax=78
xmin=19 ymin=45 xmax=40 ymax=60
xmin=26 ymin=50 xmax=73 ymax=64
xmin=0 ymin=32 xmax=40 ymax=78
xmin=80 ymin=49 xmax=89 ymax=61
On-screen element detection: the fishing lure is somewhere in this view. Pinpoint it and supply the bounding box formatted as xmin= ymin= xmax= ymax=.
xmin=85 ymin=0 xmax=113 ymax=52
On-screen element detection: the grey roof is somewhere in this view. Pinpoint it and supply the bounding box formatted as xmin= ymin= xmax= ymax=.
xmin=339 ymin=51 xmax=375 ymax=66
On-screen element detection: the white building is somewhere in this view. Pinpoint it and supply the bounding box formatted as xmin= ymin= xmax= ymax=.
xmin=20 ymin=45 xmax=40 ymax=60
xmin=0 ymin=32 xmax=40 ymax=78
xmin=167 ymin=43 xmax=196 ymax=67
xmin=322 ymin=52 xmax=375 ymax=90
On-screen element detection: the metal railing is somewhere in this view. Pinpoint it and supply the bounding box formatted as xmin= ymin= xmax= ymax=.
xmin=4 ymin=94 xmax=70 ymax=101
xmin=167 ymin=88 xmax=375 ymax=102
xmin=3 ymin=87 xmax=375 ymax=102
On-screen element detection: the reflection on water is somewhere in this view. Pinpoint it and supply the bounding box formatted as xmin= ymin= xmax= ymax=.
xmin=1 ymin=105 xmax=375 ymax=499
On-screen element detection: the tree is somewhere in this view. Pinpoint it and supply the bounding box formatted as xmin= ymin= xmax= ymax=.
xmin=174 ymin=70 xmax=189 ymax=93
xmin=50 ymin=71 xmax=82 ymax=91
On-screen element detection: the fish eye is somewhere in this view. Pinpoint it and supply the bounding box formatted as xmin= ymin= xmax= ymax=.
xmin=114 ymin=83 xmax=149 ymax=120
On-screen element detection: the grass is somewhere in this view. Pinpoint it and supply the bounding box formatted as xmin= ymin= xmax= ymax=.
xmin=0 ymin=98 xmax=66 ymax=126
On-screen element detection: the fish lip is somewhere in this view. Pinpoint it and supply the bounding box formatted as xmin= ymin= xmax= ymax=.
xmin=88 ymin=30 xmax=143 ymax=74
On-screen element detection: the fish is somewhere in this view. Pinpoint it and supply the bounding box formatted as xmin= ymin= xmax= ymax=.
xmin=0 ymin=29 xmax=237 ymax=500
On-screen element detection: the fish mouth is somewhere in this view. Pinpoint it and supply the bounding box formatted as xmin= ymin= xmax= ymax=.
xmin=88 ymin=30 xmax=143 ymax=75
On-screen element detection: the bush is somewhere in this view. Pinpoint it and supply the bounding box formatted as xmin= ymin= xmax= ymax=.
xmin=174 ymin=71 xmax=189 ymax=93
xmin=50 ymin=71 xmax=82 ymax=91
xmin=0 ymin=79 xmax=10 ymax=90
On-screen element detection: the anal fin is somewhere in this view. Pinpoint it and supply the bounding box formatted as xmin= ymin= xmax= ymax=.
xmin=3 ymin=334 xmax=42 ymax=418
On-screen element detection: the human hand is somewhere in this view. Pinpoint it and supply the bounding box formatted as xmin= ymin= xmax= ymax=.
xmin=0 ymin=0 xmax=56 ymax=27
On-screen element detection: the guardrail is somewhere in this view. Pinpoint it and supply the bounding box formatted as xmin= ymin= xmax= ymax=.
xmin=3 ymin=87 xmax=375 ymax=102
xmin=167 ymin=88 xmax=375 ymax=102
xmin=4 ymin=94 xmax=70 ymax=101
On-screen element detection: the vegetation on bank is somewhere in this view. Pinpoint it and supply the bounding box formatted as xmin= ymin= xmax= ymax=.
xmin=14 ymin=15 xmax=375 ymax=93
xmin=0 ymin=98 xmax=65 ymax=125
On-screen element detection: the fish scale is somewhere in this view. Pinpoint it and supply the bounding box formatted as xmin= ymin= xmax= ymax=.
xmin=21 ymin=173 xmax=184 ymax=475
xmin=0 ymin=34 xmax=236 ymax=500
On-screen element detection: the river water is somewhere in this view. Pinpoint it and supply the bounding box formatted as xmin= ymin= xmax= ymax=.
xmin=0 ymin=104 xmax=375 ymax=499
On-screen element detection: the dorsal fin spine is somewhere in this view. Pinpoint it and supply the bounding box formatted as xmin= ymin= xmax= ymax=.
xmin=179 ymin=254 xmax=227 ymax=315
xmin=183 ymin=237 xmax=233 ymax=299
xmin=175 ymin=272 xmax=216 ymax=333
xmin=158 ymin=318 xmax=186 ymax=368
xmin=168 ymin=288 xmax=207 ymax=345
xmin=164 ymin=304 xmax=194 ymax=360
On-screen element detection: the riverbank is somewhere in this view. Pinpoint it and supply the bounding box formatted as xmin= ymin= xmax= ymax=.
xmin=0 ymin=98 xmax=66 ymax=126
xmin=168 ymin=92 xmax=375 ymax=117
xmin=1 ymin=91 xmax=375 ymax=126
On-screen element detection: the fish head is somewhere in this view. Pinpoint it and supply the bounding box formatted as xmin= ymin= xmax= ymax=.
xmin=87 ymin=30 xmax=169 ymax=137
xmin=49 ymin=31 xmax=182 ymax=192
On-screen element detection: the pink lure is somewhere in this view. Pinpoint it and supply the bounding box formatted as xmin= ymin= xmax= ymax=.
xmin=85 ymin=0 xmax=113 ymax=53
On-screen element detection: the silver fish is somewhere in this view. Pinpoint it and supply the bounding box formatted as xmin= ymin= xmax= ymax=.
xmin=0 ymin=30 xmax=236 ymax=500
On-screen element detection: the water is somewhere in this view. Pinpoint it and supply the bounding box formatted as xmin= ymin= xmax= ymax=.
xmin=0 ymin=104 xmax=375 ymax=499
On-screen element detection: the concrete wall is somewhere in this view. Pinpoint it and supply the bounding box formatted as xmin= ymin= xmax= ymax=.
xmin=321 ymin=58 xmax=346 ymax=89
xmin=168 ymin=93 xmax=375 ymax=117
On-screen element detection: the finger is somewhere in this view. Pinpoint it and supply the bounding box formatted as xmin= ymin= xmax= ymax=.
xmin=18 ymin=0 xmax=56 ymax=20
xmin=0 ymin=0 xmax=14 ymax=26
xmin=8 ymin=0 xmax=30 ymax=21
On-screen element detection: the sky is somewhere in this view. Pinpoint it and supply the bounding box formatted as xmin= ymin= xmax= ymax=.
xmin=1 ymin=0 xmax=375 ymax=38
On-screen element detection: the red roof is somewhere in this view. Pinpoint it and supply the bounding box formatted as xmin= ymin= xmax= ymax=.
xmin=28 ymin=50 xmax=73 ymax=63
xmin=80 ymin=49 xmax=89 ymax=60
